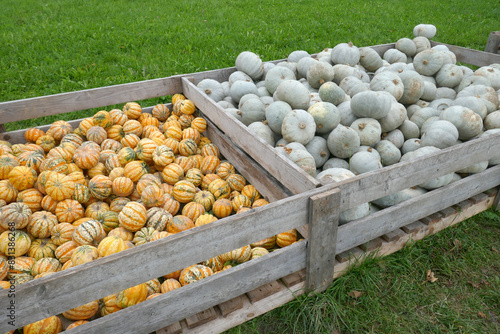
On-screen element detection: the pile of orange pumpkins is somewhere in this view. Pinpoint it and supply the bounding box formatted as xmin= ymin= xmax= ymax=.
xmin=0 ymin=94 xmax=298 ymax=332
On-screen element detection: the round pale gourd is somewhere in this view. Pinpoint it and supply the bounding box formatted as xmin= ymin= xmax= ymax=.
xmin=262 ymin=62 xmax=276 ymax=78
xmin=277 ymin=62 xmax=298 ymax=77
xmin=379 ymin=102 xmax=407 ymax=132
xmin=265 ymin=101 xmax=292 ymax=135
xmin=456 ymin=84 xmax=499 ymax=114
xmin=372 ymin=187 xmax=427 ymax=208
xmin=275 ymin=80 xmax=311 ymax=110
xmin=383 ymin=49 xmax=407 ymax=64
xmin=307 ymin=62 xmax=335 ymax=89
xmin=248 ymin=122 xmax=275 ymax=146
xmin=480 ymin=129 xmax=500 ymax=165
xmin=413 ymin=36 xmax=431 ymax=54
xmin=332 ymin=64 xmax=362 ymax=85
xmin=402 ymin=138 xmax=422 ymax=154
xmin=473 ymin=65 xmax=500 ymax=90
xmin=235 ymin=51 xmax=264 ymax=80
xmin=297 ymin=57 xmax=318 ymax=79
xmin=452 ymin=97 xmax=487 ymax=120
xmin=413 ymin=49 xmax=445 ymax=76
xmin=277 ymin=145 xmax=316 ymax=177
xmin=349 ymin=151 xmax=382 ymax=175
xmin=420 ymin=120 xmax=459 ymax=149
xmin=265 ymin=66 xmax=296 ymax=95
xmin=331 ymin=42 xmax=360 ymax=67
xmin=398 ymin=70 xmax=425 ymax=105
xmin=435 ymin=87 xmax=457 ymax=100
xmin=383 ymin=129 xmax=405 ymax=149
xmin=439 ymin=106 xmax=482 ymax=140
xmin=350 ymin=91 xmax=392 ymax=120
xmin=456 ymin=160 xmax=488 ymax=174
xmin=428 ymin=98 xmax=453 ymax=111
xmin=399 ymin=120 xmax=420 ymax=140
xmin=351 ymin=118 xmax=382 ymax=147
xmin=370 ymin=71 xmax=404 ymax=101
xmin=396 ymin=38 xmax=417 ymax=57
xmin=225 ymin=108 xmax=243 ymax=122
xmin=337 ymin=101 xmax=358 ymax=126
xmin=435 ymin=64 xmax=464 ymax=88
xmin=281 ymin=109 xmax=316 ymax=145
xmin=413 ymin=24 xmax=437 ymax=39
xmin=239 ymin=97 xmax=266 ymax=126
xmin=322 ymin=157 xmax=349 ymax=170
xmin=484 ymin=110 xmax=500 ymax=130
xmin=230 ymin=81 xmax=258 ymax=104
xmin=307 ymin=102 xmax=340 ymax=134
xmin=375 ymin=140 xmax=401 ymax=166
xmin=218 ymin=100 xmax=234 ymax=109
xmin=238 ymin=93 xmax=260 ymax=108
xmin=288 ymin=50 xmax=310 ymax=63
xmin=228 ymin=71 xmax=253 ymax=85
xmin=258 ymin=87 xmax=272 ymax=98
xmin=305 ymin=136 xmax=330 ymax=168
xmin=410 ymin=107 xmax=440 ymax=129
xmin=339 ymin=76 xmax=368 ymax=97
xmin=421 ymin=80 xmax=437 ymax=101
xmin=318 ymin=81 xmax=346 ymax=106
xmin=359 ymin=47 xmax=384 ymax=72
xmin=327 ymin=125 xmax=360 ymax=158
xmin=197 ymin=79 xmax=225 ymax=102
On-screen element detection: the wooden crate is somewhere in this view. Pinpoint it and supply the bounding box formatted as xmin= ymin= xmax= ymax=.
xmin=0 ymin=41 xmax=499 ymax=334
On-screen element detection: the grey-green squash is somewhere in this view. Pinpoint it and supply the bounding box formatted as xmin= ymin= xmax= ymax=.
xmin=349 ymin=151 xmax=382 ymax=175
xmin=420 ymin=120 xmax=459 ymax=148
xmin=370 ymin=71 xmax=405 ymax=100
xmin=307 ymin=102 xmax=340 ymax=134
xmin=339 ymin=76 xmax=369 ymax=97
xmin=396 ymin=38 xmax=417 ymax=57
xmin=351 ymin=91 xmax=392 ymax=120
xmin=230 ymin=81 xmax=258 ymax=104
xmin=235 ymin=51 xmax=264 ymax=81
xmin=265 ymin=101 xmax=292 ymax=135
xmin=439 ymin=106 xmax=483 ymax=140
xmin=281 ymin=109 xmax=316 ymax=145
xmin=375 ymin=140 xmax=401 ymax=166
xmin=327 ymin=125 xmax=361 ymax=158
xmin=275 ymin=80 xmax=311 ymax=110
xmin=318 ymin=81 xmax=346 ymax=106
xmin=350 ymin=118 xmax=382 ymax=147
xmin=307 ymin=62 xmax=335 ymax=89
xmin=239 ymin=97 xmax=266 ymax=126
xmin=305 ymin=136 xmax=330 ymax=168
xmin=197 ymin=79 xmax=225 ymax=102
xmin=265 ymin=66 xmax=296 ymax=95
xmin=248 ymin=122 xmax=275 ymax=146
xmin=379 ymin=102 xmax=407 ymax=132
xmin=359 ymin=47 xmax=384 ymax=72
xmin=413 ymin=24 xmax=437 ymax=39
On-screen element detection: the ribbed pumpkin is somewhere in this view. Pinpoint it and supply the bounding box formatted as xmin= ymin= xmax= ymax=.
xmin=193 ymin=190 xmax=215 ymax=212
xmin=141 ymin=185 xmax=164 ymax=208
xmin=88 ymin=175 xmax=112 ymax=200
xmin=100 ymin=293 xmax=123 ymax=317
xmin=160 ymin=278 xmax=182 ymax=293
xmin=251 ymin=247 xmax=270 ymax=259
xmin=8 ymin=166 xmax=37 ymax=191
xmin=41 ymin=195 xmax=58 ymax=213
xmin=219 ymin=245 xmax=252 ymax=264
xmin=195 ymin=213 xmax=218 ymax=227
xmin=109 ymin=197 xmax=130 ymax=213
xmin=50 ymin=222 xmax=75 ymax=245
xmin=17 ymin=188 xmax=43 ymax=212
xmin=55 ymin=199 xmax=84 ymax=223
xmin=171 ymin=93 xmax=186 ymax=105
xmin=8 ymin=256 xmax=35 ymax=277
xmin=0 ymin=257 xmax=7 ymax=281
xmin=27 ymin=211 xmax=58 ymax=239
xmin=85 ymin=201 xmax=109 ymax=219
xmin=167 ymin=215 xmax=194 ymax=234
xmin=45 ymin=173 xmax=74 ymax=201
xmin=107 ymin=226 xmax=134 ymax=241
xmin=0 ymin=202 xmax=31 ymax=230
xmin=179 ymin=264 xmax=213 ymax=286
xmin=163 ymin=137 xmax=180 ymax=154
xmin=87 ymin=162 xmax=106 ymax=178
xmin=62 ymin=300 xmax=99 ymax=320
xmin=174 ymin=156 xmax=195 ymax=173
xmin=86 ymin=126 xmax=108 ymax=145
xmin=251 ymin=236 xmax=276 ymax=249
xmin=121 ymin=133 xmax=141 ymax=149
xmin=123 ymin=120 xmax=143 ymax=137
xmin=111 ymin=176 xmax=134 ymax=197
xmin=123 ymin=102 xmax=142 ymax=120
xmin=208 ymin=179 xmax=231 ymax=199
xmin=216 ymin=162 xmax=236 ymax=180
xmin=162 ymin=194 xmax=181 ymax=216
xmin=172 ymin=180 xmax=196 ymax=203
xmin=0 ymin=180 xmax=18 ymax=203
xmin=150 ymin=231 xmax=172 ymax=241
xmin=116 ymin=283 xmax=148 ymax=308
xmin=203 ymin=256 xmax=225 ymax=272
xmin=132 ymin=227 xmax=158 ymax=246
xmin=40 ymin=157 xmax=68 ymax=174
xmin=24 ymin=128 xmax=45 ymax=143
xmin=97 ymin=236 xmax=128 ymax=257
xmin=107 ymin=124 xmax=126 ymax=142
xmin=35 ymin=135 xmax=56 ymax=153
xmin=28 ymin=238 xmax=58 ymax=260
xmin=54 ymin=240 xmax=78 ymax=263
xmin=178 ymin=114 xmax=194 ymax=129
xmin=72 ymin=184 xmax=90 ymax=204
xmin=231 ymin=194 xmax=252 ymax=212
xmin=181 ymin=202 xmax=205 ymax=222
xmin=96 ymin=210 xmax=119 ymax=232
xmin=191 ymin=117 xmax=207 ymax=133
xmin=200 ymin=143 xmax=220 ymax=158
xmin=66 ymin=320 xmax=90 ymax=330
xmin=152 ymin=146 xmax=175 ymax=167
xmin=18 ymin=151 xmax=44 ymax=172
xmin=276 ymin=229 xmax=298 ymax=247
xmin=152 ymin=104 xmax=170 ymax=121
xmin=241 ymin=185 xmax=261 ymax=204
xmin=124 ymin=160 xmax=150 ymax=182
xmin=182 ymin=127 xmax=200 ymax=144
xmin=71 ymin=245 xmax=99 ymax=266
xmin=200 ymin=174 xmax=220 ymax=191
xmin=200 ymin=156 xmax=220 ymax=175
xmin=118 ymin=201 xmax=147 ymax=232
xmin=72 ymin=219 xmax=105 ymax=246
xmin=110 ymin=108 xmax=128 ymax=125
xmin=104 ymin=155 xmax=121 ymax=173
xmin=145 ymin=207 xmax=172 ymax=231
xmin=173 ymin=99 xmax=196 ymax=116
xmin=212 ymin=198 xmax=233 ymax=219
xmin=72 ymin=145 xmax=99 ymax=171
xmin=108 ymin=167 xmax=125 ymax=181
xmin=92 ymin=110 xmax=113 ymax=130
xmin=252 ymin=198 xmax=270 ymax=208
xmin=165 ymin=126 xmax=183 ymax=142
xmin=23 ymin=315 xmax=62 ymax=334
xmin=0 ymin=154 xmax=19 ymax=180
xmin=31 ymin=257 xmax=61 ymax=276
xmin=178 ymin=138 xmax=198 ymax=157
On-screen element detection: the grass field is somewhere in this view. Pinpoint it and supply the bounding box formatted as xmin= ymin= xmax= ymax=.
xmin=1 ymin=1 xmax=499 ymax=333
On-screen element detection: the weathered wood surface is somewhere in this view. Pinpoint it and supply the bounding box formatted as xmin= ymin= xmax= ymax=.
xmin=431 ymin=41 xmax=500 ymax=66
xmin=336 ymin=164 xmax=500 ymax=255
xmin=485 ymin=31 xmax=500 ymax=54
xmin=322 ymin=132 xmax=500 ymax=212
xmin=185 ymin=307 xmax=218 ymax=329
xmin=305 ymin=188 xmax=340 ymax=293
xmin=0 ymin=77 xmax=182 ymax=124
xmin=246 ymin=280 xmax=286 ymax=303
xmin=182 ymin=76 xmax=321 ymax=194
xmin=217 ymin=296 xmax=244 ymax=317
xmin=0 ymin=183 xmax=334 ymax=331
xmin=62 ymin=240 xmax=307 ymax=334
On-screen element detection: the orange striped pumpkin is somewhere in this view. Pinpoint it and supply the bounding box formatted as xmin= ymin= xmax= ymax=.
xmin=132 ymin=227 xmax=158 ymax=246
xmin=165 ymin=126 xmax=183 ymax=141
xmin=173 ymin=99 xmax=196 ymax=116
xmin=241 ymin=185 xmax=261 ymax=203
xmin=212 ymin=198 xmax=233 ymax=219
xmin=219 ymin=245 xmax=252 ymax=263
xmin=171 ymin=93 xmax=185 ymax=105
xmin=97 ymin=236 xmax=128 ymax=257
xmin=152 ymin=145 xmax=175 ymax=167
xmin=166 ymin=215 xmax=194 ymax=234
xmin=181 ymin=202 xmax=205 ymax=222
xmin=41 ymin=195 xmax=58 ymax=213
xmin=50 ymin=222 xmax=76 ymax=245
xmin=66 ymin=320 xmax=90 ymax=330
xmin=110 ymin=196 xmax=130 ymax=213
xmin=203 ymin=256 xmax=225 ymax=272
xmin=200 ymin=155 xmax=221 ymax=175
xmin=0 ymin=154 xmax=19 ymax=180
xmin=47 ymin=120 xmax=72 ymax=141
xmin=0 ymin=180 xmax=18 ymax=203
xmin=110 ymin=108 xmax=128 ymax=125
xmin=200 ymin=143 xmax=220 ymax=158
xmin=72 ymin=219 xmax=106 ymax=246
xmin=178 ymin=114 xmax=194 ymax=129
xmin=24 ymin=128 xmax=45 ymax=143
xmin=31 ymin=257 xmax=61 ymax=276
xmin=182 ymin=127 xmax=201 ymax=144
xmin=160 ymin=278 xmax=182 ymax=293
xmin=178 ymin=138 xmax=198 ymax=157
xmin=8 ymin=166 xmax=37 ymax=191
xmin=73 ymin=184 xmax=90 ymax=204
xmin=152 ymin=104 xmax=170 ymax=121
xmin=141 ymin=185 xmax=164 ymax=208
xmin=195 ymin=213 xmax=218 ymax=227
xmin=208 ymin=178 xmax=231 ymax=199
xmin=115 ymin=283 xmax=148 ymax=308
xmin=191 ymin=117 xmax=207 ymax=133
xmin=86 ymin=126 xmax=108 ymax=145
xmin=107 ymin=124 xmax=126 ymax=142
xmin=164 ymin=137 xmax=180 ymax=154
xmin=23 ymin=315 xmax=62 ymax=334
xmin=162 ymin=194 xmax=180 ymax=216
xmin=16 ymin=188 xmax=43 ymax=212
xmin=0 ymin=202 xmax=31 ymax=230
xmin=27 ymin=211 xmax=58 ymax=239
xmin=100 ymin=293 xmax=123 ymax=316
xmin=121 ymin=133 xmax=141 ymax=149
xmin=250 ymin=236 xmax=276 ymax=249
xmin=78 ymin=118 xmax=94 ymax=135
xmin=172 ymin=180 xmax=196 ymax=203
xmin=88 ymin=175 xmax=112 ymax=200
xmin=62 ymin=300 xmax=99 ymax=320
xmin=123 ymin=120 xmax=143 ymax=137
xmin=45 ymin=173 xmax=74 ymax=201
xmin=112 ymin=177 xmax=134 ymax=197
xmin=276 ymin=229 xmax=298 ymax=247
xmin=124 ymin=160 xmax=150 ymax=182
xmin=28 ymin=238 xmax=58 ymax=260
xmin=71 ymin=245 xmax=99 ymax=266
xmin=216 ymin=162 xmax=236 ymax=180
xmin=123 ymin=102 xmax=142 ymax=120
xmin=54 ymin=240 xmax=78 ymax=263
xmin=93 ymin=110 xmax=113 ymax=130
xmin=107 ymin=226 xmax=134 ymax=241
xmin=101 ymin=138 xmax=123 ymax=153
xmin=118 ymin=201 xmax=147 ymax=232
xmin=231 ymin=194 xmax=252 ymax=212
xmin=55 ymin=199 xmax=84 ymax=224
xmin=73 ymin=145 xmax=100 ymax=170
xmin=174 ymin=156 xmax=195 ymax=173
xmin=252 ymin=198 xmax=270 ymax=208
xmin=161 ymin=163 xmax=184 ymax=185
xmin=179 ymin=264 xmax=213 ymax=286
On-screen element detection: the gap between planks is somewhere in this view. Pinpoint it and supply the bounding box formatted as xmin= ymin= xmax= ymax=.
xmin=160 ymin=190 xmax=496 ymax=334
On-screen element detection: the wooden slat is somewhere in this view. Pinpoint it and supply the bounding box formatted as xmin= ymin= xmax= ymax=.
xmin=381 ymin=229 xmax=406 ymax=242
xmin=281 ymin=269 xmax=306 ymax=288
xmin=182 ymin=76 xmax=320 ymax=194
xmin=305 ymin=188 xmax=341 ymax=293
xmin=336 ymin=164 xmax=500 ymax=255
xmin=246 ymin=281 xmax=286 ymax=303
xmin=401 ymin=221 xmax=427 ymax=235
xmin=217 ymin=296 xmax=244 ymax=317
xmin=185 ymin=307 xmax=218 ymax=329
xmin=485 ymin=31 xmax=500 ymax=54
xmin=0 ymin=183 xmax=333 ymax=331
xmin=0 ymin=77 xmax=182 ymax=124
xmin=322 ymin=132 xmax=500 ymax=212
xmin=62 ymin=240 xmax=307 ymax=334
xmin=156 ymin=322 xmax=182 ymax=334
xmin=359 ymin=237 xmax=384 ymax=252
xmin=335 ymin=247 xmax=364 ymax=263
xmin=431 ymin=41 xmax=500 ymax=66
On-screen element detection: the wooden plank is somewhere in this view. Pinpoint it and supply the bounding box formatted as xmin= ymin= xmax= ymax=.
xmin=217 ymin=296 xmax=244 ymax=317
xmin=0 ymin=77 xmax=182 ymax=124
xmin=381 ymin=229 xmax=406 ymax=242
xmin=0 ymin=181 xmax=334 ymax=331
xmin=469 ymin=192 xmax=489 ymax=204
xmin=456 ymin=199 xmax=474 ymax=211
xmin=419 ymin=212 xmax=443 ymax=226
xmin=156 ymin=322 xmax=183 ymax=334
xmin=431 ymin=41 xmax=500 ymax=66
xmin=485 ymin=31 xmax=500 ymax=54
xmin=494 ymin=190 xmax=500 ymax=211
xmin=440 ymin=206 xmax=458 ymax=218
xmin=186 ymin=307 xmax=218 ymax=329
xmin=281 ymin=269 xmax=306 ymax=288
xmin=335 ymin=164 xmax=500 ymax=255
xmin=335 ymin=247 xmax=364 ymax=263
xmin=306 ymin=188 xmax=341 ymax=293
xmin=246 ymin=280 xmax=286 ymax=303
xmin=369 ymin=43 xmax=397 ymax=56
xmin=204 ymin=117 xmax=292 ymax=203
xmin=401 ymin=221 xmax=427 ymax=235
xmin=57 ymin=240 xmax=307 ymax=334
xmin=359 ymin=237 xmax=384 ymax=252
xmin=322 ymin=132 xmax=500 ymax=212
xmin=182 ymin=76 xmax=320 ymax=194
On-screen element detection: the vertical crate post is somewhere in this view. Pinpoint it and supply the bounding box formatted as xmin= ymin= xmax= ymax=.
xmin=485 ymin=31 xmax=500 ymax=54
xmin=306 ymin=187 xmax=341 ymax=293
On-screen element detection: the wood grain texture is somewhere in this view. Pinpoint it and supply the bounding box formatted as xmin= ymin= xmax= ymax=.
xmin=336 ymin=165 xmax=500 ymax=255
xmin=306 ymin=188 xmax=340 ymax=293
xmin=485 ymin=31 xmax=500 ymax=54
xmin=431 ymin=41 xmax=500 ymax=66
xmin=381 ymin=229 xmax=406 ymax=242
xmin=182 ymin=76 xmax=320 ymax=194
xmin=281 ymin=269 xmax=306 ymax=288
xmin=320 ymin=133 xmax=500 ymax=212
xmin=246 ymin=280 xmax=286 ymax=303
xmin=0 ymin=77 xmax=182 ymax=124
xmin=217 ymin=296 xmax=244 ymax=317
xmin=61 ymin=240 xmax=307 ymax=334
xmin=156 ymin=322 xmax=182 ymax=334
xmin=0 ymin=183 xmax=334 ymax=331
xmin=185 ymin=307 xmax=218 ymax=329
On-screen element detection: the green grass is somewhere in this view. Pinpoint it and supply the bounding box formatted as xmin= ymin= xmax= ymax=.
xmin=1 ymin=0 xmax=499 ymax=130
xmin=228 ymin=210 xmax=500 ymax=334
xmin=1 ymin=1 xmax=499 ymax=333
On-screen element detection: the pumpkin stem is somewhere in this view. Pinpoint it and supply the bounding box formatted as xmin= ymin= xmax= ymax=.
xmin=348 ymin=41 xmax=354 ymax=47
xmin=358 ymin=123 xmax=366 ymax=130
xmin=205 ymin=88 xmax=212 ymax=95
xmin=299 ymin=123 xmax=307 ymax=129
